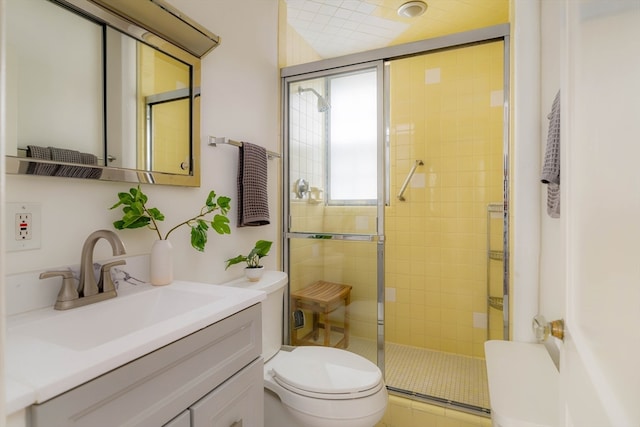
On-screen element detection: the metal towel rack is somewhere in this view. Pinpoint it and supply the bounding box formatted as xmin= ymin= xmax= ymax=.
xmin=397 ymin=160 xmax=424 ymax=201
xmin=486 ymin=202 xmax=507 ymax=340
xmin=208 ymin=136 xmax=280 ymax=159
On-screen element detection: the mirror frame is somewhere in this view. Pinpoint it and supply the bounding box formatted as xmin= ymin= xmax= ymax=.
xmin=5 ymin=0 xmax=213 ymax=187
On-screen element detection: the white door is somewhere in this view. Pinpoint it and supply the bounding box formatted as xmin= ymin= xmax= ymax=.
xmin=562 ymin=1 xmax=640 ymax=425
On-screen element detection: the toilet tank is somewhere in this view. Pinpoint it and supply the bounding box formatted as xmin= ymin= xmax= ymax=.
xmin=485 ymin=341 xmax=559 ymax=427
xmin=224 ymin=271 xmax=288 ymax=362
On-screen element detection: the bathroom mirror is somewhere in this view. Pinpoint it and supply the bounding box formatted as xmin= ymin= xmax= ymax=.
xmin=5 ymin=0 xmax=218 ymax=186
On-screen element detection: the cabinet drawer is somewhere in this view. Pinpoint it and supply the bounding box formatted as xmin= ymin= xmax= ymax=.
xmin=31 ymin=304 xmax=261 ymax=427
xmin=191 ymin=358 xmax=264 ymax=427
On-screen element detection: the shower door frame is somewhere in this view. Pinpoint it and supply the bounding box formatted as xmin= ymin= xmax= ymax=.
xmin=281 ymin=23 xmax=511 ymax=399
xmin=281 ymin=61 xmax=387 ymax=357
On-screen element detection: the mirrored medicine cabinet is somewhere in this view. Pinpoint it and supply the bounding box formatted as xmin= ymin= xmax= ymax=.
xmin=5 ymin=0 xmax=220 ymax=186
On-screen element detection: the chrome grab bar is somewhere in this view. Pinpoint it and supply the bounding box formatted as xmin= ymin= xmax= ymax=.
xmin=397 ymin=160 xmax=424 ymax=201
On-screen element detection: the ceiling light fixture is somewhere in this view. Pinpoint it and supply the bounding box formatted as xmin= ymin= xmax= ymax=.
xmin=397 ymin=1 xmax=428 ymax=18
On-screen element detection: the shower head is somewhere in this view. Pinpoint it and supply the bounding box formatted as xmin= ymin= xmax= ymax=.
xmin=298 ymin=86 xmax=330 ymax=112
xmin=316 ymin=96 xmax=330 ymax=113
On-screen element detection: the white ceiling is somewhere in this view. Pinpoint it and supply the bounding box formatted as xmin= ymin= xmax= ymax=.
xmin=286 ymin=0 xmax=410 ymax=57
xmin=285 ymin=0 xmax=509 ymax=59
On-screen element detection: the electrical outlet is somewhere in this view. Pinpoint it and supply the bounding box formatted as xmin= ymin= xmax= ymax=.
xmin=15 ymin=212 xmax=32 ymax=240
xmin=6 ymin=203 xmax=41 ymax=251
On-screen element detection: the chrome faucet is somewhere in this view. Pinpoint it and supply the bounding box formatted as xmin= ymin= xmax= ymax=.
xmin=40 ymin=230 xmax=127 ymax=310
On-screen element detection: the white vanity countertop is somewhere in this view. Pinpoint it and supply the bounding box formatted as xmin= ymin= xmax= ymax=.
xmin=5 ymin=280 xmax=265 ymax=414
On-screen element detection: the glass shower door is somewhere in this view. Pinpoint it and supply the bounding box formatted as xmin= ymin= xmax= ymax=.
xmin=281 ymin=28 xmax=509 ymax=416
xmin=283 ymin=63 xmax=384 ymax=365
xmin=383 ymin=40 xmax=507 ymax=412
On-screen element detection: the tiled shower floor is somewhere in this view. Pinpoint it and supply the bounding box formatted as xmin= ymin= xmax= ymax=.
xmin=346 ymin=337 xmax=490 ymax=411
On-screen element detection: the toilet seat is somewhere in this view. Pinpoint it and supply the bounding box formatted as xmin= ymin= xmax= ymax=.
xmin=265 ymin=347 xmax=388 ymax=427
xmin=271 ymin=347 xmax=383 ymax=400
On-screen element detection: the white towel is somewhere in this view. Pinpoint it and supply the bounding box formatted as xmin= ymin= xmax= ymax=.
xmin=541 ymin=90 xmax=561 ymax=218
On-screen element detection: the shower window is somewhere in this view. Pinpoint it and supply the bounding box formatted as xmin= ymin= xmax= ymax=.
xmin=328 ymin=69 xmax=377 ymax=205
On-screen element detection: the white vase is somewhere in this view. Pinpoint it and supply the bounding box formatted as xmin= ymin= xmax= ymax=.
xmin=245 ymin=266 xmax=265 ymax=282
xmin=150 ymin=240 xmax=173 ymax=286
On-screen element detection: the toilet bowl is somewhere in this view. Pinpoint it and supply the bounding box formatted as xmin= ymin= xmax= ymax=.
xmin=225 ymin=271 xmax=388 ymax=427
xmin=265 ymin=346 xmax=387 ymax=427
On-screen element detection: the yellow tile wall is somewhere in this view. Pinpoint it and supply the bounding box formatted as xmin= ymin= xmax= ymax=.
xmin=137 ymin=44 xmax=190 ymax=173
xmin=288 ymin=42 xmax=505 ymax=359
xmin=288 ymin=80 xmax=325 ymax=206
xmin=385 ymin=41 xmax=504 ymax=358
xmin=289 ymin=238 xmax=378 ymax=344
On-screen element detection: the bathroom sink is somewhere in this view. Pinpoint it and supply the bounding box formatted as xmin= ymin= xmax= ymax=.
xmin=10 ymin=286 xmax=224 ymax=351
xmin=5 ymin=280 xmax=265 ymax=406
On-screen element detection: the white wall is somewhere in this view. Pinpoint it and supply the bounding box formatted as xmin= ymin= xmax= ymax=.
xmin=7 ymin=0 xmax=103 ymax=156
xmin=511 ymin=0 xmax=567 ymax=346
xmin=1 ymin=0 xmax=7 ymax=422
xmin=2 ymin=3 xmax=280 ymax=421
xmin=539 ymin=0 xmax=565 ymax=326
xmin=3 ymin=0 xmax=280 ymax=281
xmin=511 ymin=0 xmax=541 ymax=342
xmin=532 ymin=0 xmax=566 ymax=367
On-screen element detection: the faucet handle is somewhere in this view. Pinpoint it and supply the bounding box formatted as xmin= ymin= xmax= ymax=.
xmin=99 ymin=260 xmax=126 ymax=293
xmin=40 ymin=270 xmax=79 ymax=303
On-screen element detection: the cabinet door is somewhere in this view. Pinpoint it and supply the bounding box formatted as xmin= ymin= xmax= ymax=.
xmin=164 ymin=411 xmax=190 ymax=427
xmin=191 ymin=359 xmax=263 ymax=427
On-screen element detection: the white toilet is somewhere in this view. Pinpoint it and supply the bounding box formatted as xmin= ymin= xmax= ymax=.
xmin=485 ymin=340 xmax=559 ymax=427
xmin=226 ymin=271 xmax=388 ymax=427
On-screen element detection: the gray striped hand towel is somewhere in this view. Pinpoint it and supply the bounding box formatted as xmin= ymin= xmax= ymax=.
xmin=541 ymin=90 xmax=560 ymax=218
xmin=237 ymin=142 xmax=270 ymax=226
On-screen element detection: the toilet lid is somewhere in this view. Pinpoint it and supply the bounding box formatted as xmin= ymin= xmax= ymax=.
xmin=271 ymin=347 xmax=383 ymax=398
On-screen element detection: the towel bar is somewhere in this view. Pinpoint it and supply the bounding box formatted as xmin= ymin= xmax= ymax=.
xmin=208 ymin=136 xmax=280 ymax=159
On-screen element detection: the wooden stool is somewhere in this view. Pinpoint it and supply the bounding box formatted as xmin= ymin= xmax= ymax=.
xmin=291 ymin=281 xmax=352 ymax=348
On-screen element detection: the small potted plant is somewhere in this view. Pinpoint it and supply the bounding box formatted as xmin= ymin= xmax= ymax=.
xmin=225 ymin=240 xmax=272 ymax=282
xmin=110 ymin=185 xmax=231 ymax=285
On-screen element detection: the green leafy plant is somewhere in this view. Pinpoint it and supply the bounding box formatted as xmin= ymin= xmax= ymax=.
xmin=110 ymin=185 xmax=231 ymax=252
xmin=225 ymin=240 xmax=273 ymax=269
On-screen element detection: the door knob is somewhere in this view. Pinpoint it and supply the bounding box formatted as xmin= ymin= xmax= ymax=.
xmin=532 ymin=315 xmax=564 ymax=341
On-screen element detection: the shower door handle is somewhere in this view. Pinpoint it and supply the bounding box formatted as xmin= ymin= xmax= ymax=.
xmin=397 ymin=160 xmax=424 ymax=201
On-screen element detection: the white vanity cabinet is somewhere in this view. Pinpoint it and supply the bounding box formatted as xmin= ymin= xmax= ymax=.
xmin=188 ymin=358 xmax=263 ymax=426
xmin=29 ymin=304 xmax=263 ymax=427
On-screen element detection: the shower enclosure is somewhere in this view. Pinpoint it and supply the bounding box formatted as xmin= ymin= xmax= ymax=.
xmin=282 ymin=26 xmax=509 ymax=414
